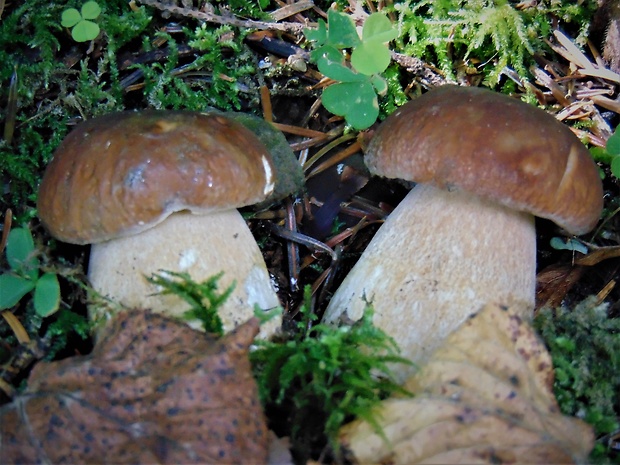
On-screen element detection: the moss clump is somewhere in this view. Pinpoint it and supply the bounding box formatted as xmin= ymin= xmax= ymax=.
xmin=146 ymin=271 xmax=234 ymax=336
xmin=392 ymin=0 xmax=597 ymax=86
xmin=250 ymin=287 xmax=412 ymax=461
xmin=0 ymin=0 xmax=259 ymax=219
xmin=0 ymin=1 xmax=150 ymax=217
xmin=535 ymin=297 xmax=620 ymax=463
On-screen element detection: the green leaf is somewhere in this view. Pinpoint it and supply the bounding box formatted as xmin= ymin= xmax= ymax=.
xmin=589 ymin=146 xmax=613 ymax=164
xmin=81 ymin=1 xmax=101 ymax=20
xmin=326 ymin=9 xmax=360 ymax=49
xmin=71 ymin=20 xmax=100 ymax=42
xmin=322 ymin=80 xmax=379 ymax=130
xmin=361 ymin=13 xmax=398 ymax=43
xmin=304 ymin=19 xmax=327 ymax=45
xmin=6 ymin=228 xmax=38 ymax=280
xmin=351 ymin=39 xmax=392 ymax=75
xmin=34 ymin=273 xmax=61 ymax=317
xmin=311 ymin=44 xmax=343 ymax=67
xmin=0 ymin=274 xmax=36 ymax=309
xmin=549 ymin=237 xmax=588 ymax=254
xmin=318 ymin=60 xmax=365 ymax=83
xmin=611 ymin=155 xmax=620 ymax=178
xmin=315 ymin=46 xmax=365 ymax=82
xmin=606 ymin=128 xmax=620 ymax=156
xmin=61 ymin=8 xmax=81 ymax=28
xmin=370 ymin=74 xmax=388 ymax=95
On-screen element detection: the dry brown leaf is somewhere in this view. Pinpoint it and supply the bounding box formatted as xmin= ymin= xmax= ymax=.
xmin=340 ymin=303 xmax=594 ymax=465
xmin=536 ymin=264 xmax=585 ymax=311
xmin=0 ymin=310 xmax=269 ymax=464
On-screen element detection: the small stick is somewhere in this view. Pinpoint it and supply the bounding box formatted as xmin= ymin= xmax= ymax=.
xmin=260 ymin=85 xmax=273 ymax=122
xmin=0 ymin=209 xmax=12 ymax=254
xmin=267 ymin=222 xmax=337 ymax=261
xmin=135 ymin=0 xmax=305 ymax=35
xmin=284 ymin=199 xmax=300 ymax=291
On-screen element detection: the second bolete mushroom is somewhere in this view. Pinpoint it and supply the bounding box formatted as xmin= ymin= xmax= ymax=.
xmin=322 ymin=85 xmax=603 ymax=379
xmin=38 ymin=111 xmax=281 ymax=337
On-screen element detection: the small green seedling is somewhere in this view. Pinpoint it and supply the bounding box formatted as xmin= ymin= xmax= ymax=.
xmin=549 ymin=236 xmax=589 ymax=254
xmin=0 ymin=227 xmax=60 ymax=317
xmin=61 ymin=1 xmax=101 ymax=42
xmin=591 ymin=125 xmax=620 ymax=178
xmin=305 ymin=10 xmax=398 ymax=130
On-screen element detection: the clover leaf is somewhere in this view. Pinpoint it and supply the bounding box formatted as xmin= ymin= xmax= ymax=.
xmin=315 ymin=45 xmax=366 ymax=82
xmin=0 ymin=227 xmax=61 ymax=317
xmin=607 ymin=127 xmax=620 ymax=155
xmin=6 ymin=226 xmax=39 ymax=280
xmin=34 ymin=272 xmax=62 ymax=317
xmin=604 ymin=126 xmax=620 ymax=178
xmin=304 ymin=19 xmax=327 ymax=45
xmin=304 ymin=10 xmax=397 ymax=129
xmin=0 ymin=274 xmax=36 ymax=309
xmin=322 ymin=80 xmax=379 ymax=130
xmin=324 ymin=9 xmax=360 ymax=49
xmin=549 ymin=237 xmax=588 ymax=254
xmin=351 ymin=40 xmax=392 ymax=75
xmin=361 ymin=12 xmax=400 ymax=43
xmin=61 ymin=1 xmax=101 ymax=42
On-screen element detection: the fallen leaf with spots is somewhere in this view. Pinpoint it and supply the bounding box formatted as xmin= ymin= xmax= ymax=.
xmin=0 ymin=310 xmax=268 ymax=464
xmin=339 ymin=303 xmax=594 ymax=464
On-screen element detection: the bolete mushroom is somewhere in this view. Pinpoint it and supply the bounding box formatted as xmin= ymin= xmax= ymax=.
xmin=322 ymin=85 xmax=603 ymax=379
xmin=37 ymin=110 xmax=280 ymax=337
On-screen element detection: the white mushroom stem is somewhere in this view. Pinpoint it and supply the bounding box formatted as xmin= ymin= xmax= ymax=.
xmin=322 ymin=183 xmax=536 ymax=381
xmin=88 ymin=210 xmax=280 ymax=339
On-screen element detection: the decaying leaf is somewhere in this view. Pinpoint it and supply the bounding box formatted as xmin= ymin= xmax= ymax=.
xmin=535 ymin=263 xmax=587 ymax=312
xmin=0 ymin=310 xmax=269 ymax=464
xmin=339 ymin=303 xmax=594 ymax=464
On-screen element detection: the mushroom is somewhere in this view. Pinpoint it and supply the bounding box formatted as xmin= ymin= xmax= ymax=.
xmin=322 ymin=85 xmax=603 ymax=380
xmin=37 ymin=110 xmax=281 ymax=337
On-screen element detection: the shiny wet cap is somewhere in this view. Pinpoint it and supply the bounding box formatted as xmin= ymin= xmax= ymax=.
xmin=38 ymin=111 xmax=276 ymax=244
xmin=365 ymin=85 xmax=603 ymax=235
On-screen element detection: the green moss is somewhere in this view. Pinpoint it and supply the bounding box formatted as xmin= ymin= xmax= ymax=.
xmin=147 ymin=271 xmax=234 ymax=336
xmin=0 ymin=1 xmax=150 ymax=217
xmin=186 ymin=24 xmax=258 ymax=110
xmin=250 ymin=286 xmax=412 ymax=460
xmin=379 ymin=64 xmax=409 ymax=120
xmin=212 ymin=0 xmax=271 ymax=19
xmin=534 ymin=297 xmax=620 ymax=462
xmin=0 ymin=0 xmax=261 ymax=218
xmin=391 ymin=0 xmax=597 ymax=86
xmin=43 ymin=308 xmax=91 ymax=361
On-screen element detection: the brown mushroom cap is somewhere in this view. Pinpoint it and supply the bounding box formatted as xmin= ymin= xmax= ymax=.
xmin=365 ymin=85 xmax=603 ymax=235
xmin=37 ymin=111 xmax=275 ymax=244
